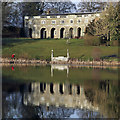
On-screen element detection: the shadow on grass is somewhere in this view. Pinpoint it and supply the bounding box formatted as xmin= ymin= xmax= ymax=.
xmin=2 ymin=38 xmax=54 ymax=47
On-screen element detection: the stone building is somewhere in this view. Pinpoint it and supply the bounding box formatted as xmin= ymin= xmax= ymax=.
xmin=24 ymin=12 xmax=100 ymax=39
xmin=23 ymin=82 xmax=98 ymax=111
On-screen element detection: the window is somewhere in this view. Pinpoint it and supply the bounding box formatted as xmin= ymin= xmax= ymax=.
xmin=41 ymin=16 xmax=47 ymax=18
xmin=50 ymin=16 xmax=57 ymax=18
xmin=77 ymin=15 xmax=82 ymax=17
xmin=52 ymin=20 xmax=56 ymax=24
xmin=78 ymin=20 xmax=80 ymax=23
xmin=85 ymin=19 xmax=88 ymax=23
xmin=41 ymin=20 xmax=46 ymax=24
xmin=60 ymin=15 xmax=66 ymax=18
xmin=70 ymin=19 xmax=73 ymax=23
xmin=84 ymin=15 xmax=88 ymax=17
xmin=61 ymin=20 xmax=64 ymax=24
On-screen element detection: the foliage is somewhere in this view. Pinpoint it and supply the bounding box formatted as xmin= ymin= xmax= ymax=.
xmin=108 ymin=40 xmax=119 ymax=46
xmin=84 ymin=34 xmax=101 ymax=46
xmin=2 ymin=1 xmax=77 ymax=28
xmin=86 ymin=2 xmax=120 ymax=46
xmin=77 ymin=2 xmax=107 ymax=12
xmin=2 ymin=26 xmax=22 ymax=38
xmin=2 ymin=2 xmax=15 ymax=28
xmin=43 ymin=2 xmax=77 ymax=14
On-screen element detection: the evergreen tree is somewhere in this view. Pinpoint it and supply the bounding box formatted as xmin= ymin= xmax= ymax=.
xmin=86 ymin=2 xmax=120 ymax=44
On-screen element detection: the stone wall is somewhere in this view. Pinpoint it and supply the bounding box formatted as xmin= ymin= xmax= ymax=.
xmin=24 ymin=13 xmax=101 ymax=39
xmin=23 ymin=82 xmax=98 ymax=111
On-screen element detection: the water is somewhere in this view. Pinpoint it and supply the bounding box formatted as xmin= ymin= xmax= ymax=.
xmin=2 ymin=65 xmax=119 ymax=119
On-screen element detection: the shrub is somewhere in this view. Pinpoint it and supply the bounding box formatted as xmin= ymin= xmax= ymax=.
xmin=35 ymin=55 xmax=40 ymax=60
xmin=109 ymin=40 xmax=119 ymax=46
xmin=84 ymin=34 xmax=101 ymax=46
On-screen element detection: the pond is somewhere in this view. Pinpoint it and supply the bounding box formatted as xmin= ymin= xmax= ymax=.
xmin=2 ymin=65 xmax=119 ymax=119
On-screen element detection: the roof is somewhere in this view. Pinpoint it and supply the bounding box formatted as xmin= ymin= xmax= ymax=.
xmin=40 ymin=12 xmax=101 ymax=16
xmin=26 ymin=12 xmax=101 ymax=17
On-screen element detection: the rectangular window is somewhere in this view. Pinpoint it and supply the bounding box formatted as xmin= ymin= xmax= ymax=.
xmin=41 ymin=16 xmax=47 ymax=18
xmin=60 ymin=15 xmax=66 ymax=18
xmin=84 ymin=15 xmax=88 ymax=17
xmin=52 ymin=20 xmax=56 ymax=24
xmin=61 ymin=20 xmax=65 ymax=24
xmin=50 ymin=16 xmax=57 ymax=18
xmin=77 ymin=15 xmax=82 ymax=17
xmin=70 ymin=19 xmax=73 ymax=23
xmin=78 ymin=19 xmax=80 ymax=23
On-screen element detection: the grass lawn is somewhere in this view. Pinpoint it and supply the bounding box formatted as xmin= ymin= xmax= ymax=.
xmin=2 ymin=38 xmax=119 ymax=61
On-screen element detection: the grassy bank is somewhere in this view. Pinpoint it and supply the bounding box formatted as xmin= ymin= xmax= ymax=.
xmin=2 ymin=38 xmax=119 ymax=61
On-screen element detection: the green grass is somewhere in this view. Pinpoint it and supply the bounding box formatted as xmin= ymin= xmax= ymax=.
xmin=2 ymin=38 xmax=119 ymax=60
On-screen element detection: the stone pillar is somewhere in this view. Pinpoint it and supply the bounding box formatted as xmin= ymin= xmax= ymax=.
xmin=74 ymin=85 xmax=78 ymax=95
xmin=54 ymin=84 xmax=60 ymax=95
xmin=34 ymin=28 xmax=38 ymax=38
xmin=48 ymin=28 xmax=51 ymax=38
xmin=74 ymin=27 xmax=77 ymax=37
xmin=80 ymin=87 xmax=84 ymax=96
xmin=81 ymin=27 xmax=85 ymax=37
xmin=32 ymin=27 xmax=35 ymax=38
xmin=55 ymin=27 xmax=59 ymax=38
xmin=53 ymin=28 xmax=57 ymax=39
xmin=36 ymin=27 xmax=40 ymax=38
xmin=72 ymin=85 xmax=76 ymax=95
xmin=31 ymin=82 xmax=40 ymax=93
xmin=46 ymin=28 xmax=49 ymax=38
xmin=46 ymin=84 xmax=50 ymax=94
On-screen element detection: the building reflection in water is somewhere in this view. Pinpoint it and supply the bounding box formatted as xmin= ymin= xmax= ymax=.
xmin=51 ymin=64 xmax=69 ymax=77
xmin=23 ymin=82 xmax=99 ymax=112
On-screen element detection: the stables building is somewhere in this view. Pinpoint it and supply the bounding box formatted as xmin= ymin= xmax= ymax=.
xmin=24 ymin=12 xmax=100 ymax=39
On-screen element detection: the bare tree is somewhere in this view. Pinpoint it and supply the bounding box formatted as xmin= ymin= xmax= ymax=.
xmin=77 ymin=2 xmax=107 ymax=12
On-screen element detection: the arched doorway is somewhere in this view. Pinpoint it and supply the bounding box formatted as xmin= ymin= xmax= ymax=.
xmin=69 ymin=28 xmax=73 ymax=38
xmin=60 ymin=28 xmax=65 ymax=38
xmin=78 ymin=27 xmax=81 ymax=38
xmin=51 ymin=28 xmax=55 ymax=38
xmin=41 ymin=28 xmax=46 ymax=39
xmin=29 ymin=28 xmax=32 ymax=38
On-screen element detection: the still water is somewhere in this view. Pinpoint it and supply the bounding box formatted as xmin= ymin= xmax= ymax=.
xmin=2 ymin=65 xmax=119 ymax=119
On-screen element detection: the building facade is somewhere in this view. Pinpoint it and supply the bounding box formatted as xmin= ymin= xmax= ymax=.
xmin=24 ymin=12 xmax=100 ymax=39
